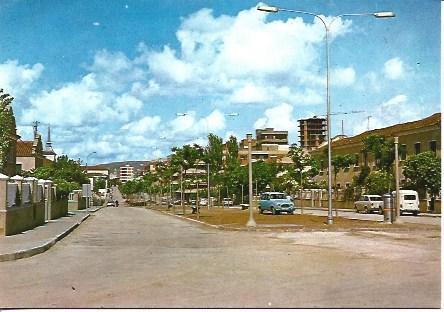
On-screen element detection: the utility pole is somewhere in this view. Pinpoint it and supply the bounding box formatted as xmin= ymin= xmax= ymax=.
xmin=246 ymin=133 xmax=256 ymax=227
xmin=394 ymin=137 xmax=401 ymax=223
xmin=207 ymin=163 xmax=210 ymax=210
xmin=180 ymin=165 xmax=184 ymax=215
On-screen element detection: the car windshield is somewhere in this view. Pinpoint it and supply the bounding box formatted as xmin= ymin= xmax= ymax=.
xmin=269 ymin=193 xmax=285 ymax=199
xmin=404 ymin=195 xmax=416 ymax=200
xmin=369 ymin=196 xmax=382 ymax=201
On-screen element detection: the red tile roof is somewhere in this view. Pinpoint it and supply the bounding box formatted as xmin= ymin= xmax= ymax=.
xmin=331 ymin=113 xmax=441 ymax=148
xmin=16 ymin=141 xmax=34 ymax=157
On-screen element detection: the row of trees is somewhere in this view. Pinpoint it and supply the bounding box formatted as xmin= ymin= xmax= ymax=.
xmin=120 ymin=132 xmax=441 ymax=205
xmin=119 ymin=134 xmax=325 ymax=204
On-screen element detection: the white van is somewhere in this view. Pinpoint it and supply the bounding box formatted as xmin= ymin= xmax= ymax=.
xmin=392 ymin=190 xmax=420 ymax=216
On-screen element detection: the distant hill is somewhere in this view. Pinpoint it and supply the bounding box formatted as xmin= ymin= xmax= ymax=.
xmin=96 ymin=160 xmax=151 ymax=176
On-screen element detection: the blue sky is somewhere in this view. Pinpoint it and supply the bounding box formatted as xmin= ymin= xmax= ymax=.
xmin=0 ymin=0 xmax=440 ymax=164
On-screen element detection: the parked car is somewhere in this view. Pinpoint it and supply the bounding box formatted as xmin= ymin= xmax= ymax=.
xmin=223 ymin=198 xmax=233 ymax=206
xmin=393 ymin=190 xmax=419 ymax=216
xmin=354 ymin=195 xmax=383 ymax=214
xmin=199 ymin=198 xmax=208 ymax=206
xmin=190 ymin=199 xmax=197 ymax=205
xmin=258 ymin=192 xmax=295 ymax=215
xmin=106 ymin=201 xmax=116 ymax=207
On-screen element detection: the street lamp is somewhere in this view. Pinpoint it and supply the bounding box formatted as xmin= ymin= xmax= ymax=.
xmin=257 ymin=4 xmax=395 ymax=225
xmin=85 ymin=151 xmax=96 ymax=209
xmin=246 ymin=133 xmax=256 ymax=228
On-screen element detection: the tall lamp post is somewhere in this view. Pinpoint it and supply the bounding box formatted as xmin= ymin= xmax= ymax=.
xmin=246 ymin=133 xmax=256 ymax=228
xmin=85 ymin=151 xmax=96 ymax=209
xmin=257 ymin=4 xmax=395 ymax=225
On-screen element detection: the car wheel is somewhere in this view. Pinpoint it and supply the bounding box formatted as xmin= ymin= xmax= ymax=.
xmin=364 ymin=206 xmax=368 ymax=214
xmin=288 ymin=210 xmax=294 ymax=215
xmin=413 ymin=211 xmax=419 ymax=216
xmin=379 ymin=207 xmax=383 ymax=215
xmin=355 ymin=205 xmax=360 ymax=213
xmin=272 ymin=207 xmax=276 ymax=215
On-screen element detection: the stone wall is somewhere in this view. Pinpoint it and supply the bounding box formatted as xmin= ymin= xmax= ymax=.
xmin=0 ymin=174 xmax=67 ymax=236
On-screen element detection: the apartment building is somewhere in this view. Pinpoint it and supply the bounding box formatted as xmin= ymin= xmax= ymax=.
xmin=119 ymin=165 xmax=135 ymax=183
xmin=238 ymin=128 xmax=292 ymax=166
xmin=298 ymin=117 xmax=327 ymax=151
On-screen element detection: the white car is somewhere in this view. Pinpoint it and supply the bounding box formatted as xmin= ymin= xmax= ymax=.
xmin=199 ymin=198 xmax=208 ymax=206
xmin=393 ymin=190 xmax=420 ymax=216
xmin=223 ymin=198 xmax=233 ymax=206
xmin=354 ymin=195 xmax=383 ymax=214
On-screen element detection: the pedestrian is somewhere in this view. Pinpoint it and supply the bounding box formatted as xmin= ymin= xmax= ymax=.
xmin=115 ymin=200 xmax=119 ymax=207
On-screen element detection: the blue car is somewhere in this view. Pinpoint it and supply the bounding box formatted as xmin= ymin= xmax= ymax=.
xmin=258 ymin=192 xmax=295 ymax=215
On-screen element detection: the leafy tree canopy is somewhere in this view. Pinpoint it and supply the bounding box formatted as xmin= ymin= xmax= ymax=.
xmin=403 ymin=151 xmax=441 ymax=197
xmin=0 ymin=89 xmax=15 ymax=173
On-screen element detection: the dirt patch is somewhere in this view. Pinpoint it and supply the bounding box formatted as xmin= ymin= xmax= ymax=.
xmin=148 ymin=205 xmax=439 ymax=232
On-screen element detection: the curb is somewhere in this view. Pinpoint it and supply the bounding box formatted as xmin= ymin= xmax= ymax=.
xmin=296 ymin=207 xmax=441 ymax=218
xmin=0 ymin=213 xmax=90 ymax=262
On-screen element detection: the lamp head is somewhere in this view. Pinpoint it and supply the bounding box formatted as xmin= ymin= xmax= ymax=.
xmin=257 ymin=5 xmax=279 ymax=13
xmin=373 ymin=11 xmax=395 ymax=18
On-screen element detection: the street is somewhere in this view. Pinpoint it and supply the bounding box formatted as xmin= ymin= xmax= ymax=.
xmin=0 ymin=205 xmax=440 ymax=308
xmin=293 ymin=207 xmax=441 ymax=226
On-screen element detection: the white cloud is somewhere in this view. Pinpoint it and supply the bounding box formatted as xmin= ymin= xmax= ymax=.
xmin=168 ymin=109 xmax=226 ymax=139
xmin=253 ymin=103 xmax=298 ymax=134
xmin=0 ymin=60 xmax=43 ymax=97
xmin=136 ymin=6 xmax=354 ymax=106
xmin=14 ymin=6 xmax=363 ymax=163
xmin=352 ymin=94 xmax=421 ymax=134
xmin=383 ymin=57 xmax=405 ymax=80
xmin=332 ymin=67 xmax=356 ymax=86
xmin=121 ymin=116 xmax=161 ymax=135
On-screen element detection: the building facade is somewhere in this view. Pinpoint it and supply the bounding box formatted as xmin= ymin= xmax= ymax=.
xmin=16 ymin=135 xmax=46 ymax=173
xmin=298 ymin=117 xmax=327 ymax=151
xmin=238 ymin=128 xmax=292 ymax=166
xmin=119 ymin=165 xmax=135 ymax=183
xmin=310 ymin=113 xmax=441 ymax=190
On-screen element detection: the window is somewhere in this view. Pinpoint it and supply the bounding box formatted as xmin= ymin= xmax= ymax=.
xmin=430 ymin=140 xmax=437 ymax=156
xmin=400 ymin=144 xmax=407 ymax=160
xmin=414 ymin=142 xmax=421 ymax=155
xmin=404 ymin=195 xmax=416 ymax=200
xmin=345 ymin=183 xmax=351 ymax=188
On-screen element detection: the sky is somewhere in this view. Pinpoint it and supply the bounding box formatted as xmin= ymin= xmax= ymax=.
xmin=0 ymin=0 xmax=440 ymax=165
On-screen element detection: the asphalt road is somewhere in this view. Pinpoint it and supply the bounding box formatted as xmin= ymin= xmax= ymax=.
xmin=0 ymin=205 xmax=440 ymax=308
xmin=294 ymin=207 xmax=441 ymax=225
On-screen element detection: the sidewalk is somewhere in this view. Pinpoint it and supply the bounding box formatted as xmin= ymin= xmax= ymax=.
xmin=0 ymin=207 xmax=101 ymax=262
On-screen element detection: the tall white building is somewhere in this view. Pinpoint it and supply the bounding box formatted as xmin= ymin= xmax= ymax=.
xmin=119 ymin=165 xmax=134 ymax=183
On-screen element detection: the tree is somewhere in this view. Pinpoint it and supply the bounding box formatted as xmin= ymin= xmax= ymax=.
xmin=288 ymin=144 xmax=319 ymax=189
xmin=361 ymin=134 xmax=395 ymax=172
xmin=28 ymin=155 xmax=88 ymax=198
xmin=206 ymin=133 xmax=223 ymax=173
xmin=0 ymin=89 xmax=15 ymax=173
xmin=403 ymin=151 xmax=441 ymax=199
xmin=364 ymin=171 xmax=394 ymax=195
xmin=331 ymin=154 xmax=356 ymax=189
xmin=93 ymin=177 xmax=107 ymax=192
xmin=225 ymin=135 xmax=239 ymax=167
